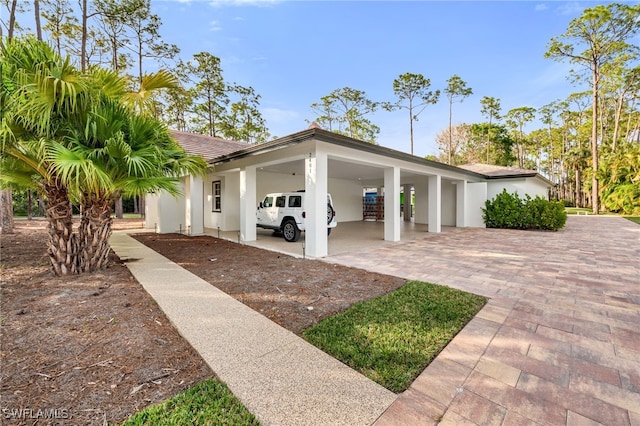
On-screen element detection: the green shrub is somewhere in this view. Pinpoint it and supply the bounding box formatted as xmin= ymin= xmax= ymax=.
xmin=482 ymin=189 xmax=567 ymax=231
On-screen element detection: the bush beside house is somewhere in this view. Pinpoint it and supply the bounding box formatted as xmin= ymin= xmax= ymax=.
xmin=482 ymin=189 xmax=567 ymax=231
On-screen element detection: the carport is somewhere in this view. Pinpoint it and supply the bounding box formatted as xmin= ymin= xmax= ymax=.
xmin=198 ymin=128 xmax=487 ymax=258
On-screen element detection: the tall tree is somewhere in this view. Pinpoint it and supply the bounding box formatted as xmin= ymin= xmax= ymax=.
xmin=310 ymin=87 xmax=380 ymax=143
xmin=181 ymin=53 xmax=228 ymax=137
xmin=41 ymin=0 xmax=78 ymax=56
xmin=480 ymin=96 xmax=501 ymax=163
xmin=546 ymin=3 xmax=640 ymax=214
xmin=444 ymin=75 xmax=473 ymax=164
xmin=505 ymin=107 xmax=537 ymax=168
xmin=94 ymin=0 xmax=132 ymax=72
xmin=390 ymin=73 xmax=440 ymax=155
xmin=220 ymin=85 xmax=269 ymax=143
xmin=434 ymin=123 xmax=470 ymax=165
xmin=126 ymin=0 xmax=179 ymax=84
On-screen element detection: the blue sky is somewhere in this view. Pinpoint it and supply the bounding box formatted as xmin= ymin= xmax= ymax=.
xmin=18 ymin=0 xmax=632 ymax=155
xmin=151 ymin=0 xmax=616 ymax=155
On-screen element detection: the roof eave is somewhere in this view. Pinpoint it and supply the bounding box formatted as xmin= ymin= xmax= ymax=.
xmin=210 ymin=128 xmax=488 ymax=180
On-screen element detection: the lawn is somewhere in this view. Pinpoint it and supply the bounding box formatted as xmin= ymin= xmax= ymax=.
xmin=303 ymin=280 xmax=487 ymax=393
xmin=119 ymin=379 xmax=260 ymax=425
xmin=625 ymin=216 xmax=640 ymax=225
xmin=565 ymin=207 xmax=591 ymax=215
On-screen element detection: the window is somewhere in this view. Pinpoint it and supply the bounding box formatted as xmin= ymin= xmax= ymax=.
xmin=289 ymin=195 xmax=302 ymax=208
xmin=262 ymin=196 xmax=274 ymax=207
xmin=212 ymin=181 xmax=221 ymax=212
xmin=275 ymin=196 xmax=286 ymax=207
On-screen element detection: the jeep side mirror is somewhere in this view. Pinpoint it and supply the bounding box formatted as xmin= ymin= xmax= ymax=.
xmin=258 ymin=202 xmax=263 ymax=209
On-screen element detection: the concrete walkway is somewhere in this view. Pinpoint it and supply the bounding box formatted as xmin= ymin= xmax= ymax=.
xmin=109 ymin=232 xmax=396 ymax=426
xmin=327 ymin=216 xmax=640 ymax=425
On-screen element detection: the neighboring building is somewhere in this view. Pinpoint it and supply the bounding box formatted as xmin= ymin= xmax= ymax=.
xmin=145 ymin=127 xmax=553 ymax=258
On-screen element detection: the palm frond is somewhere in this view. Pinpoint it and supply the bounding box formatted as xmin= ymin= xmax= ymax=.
xmin=46 ymin=142 xmax=114 ymax=197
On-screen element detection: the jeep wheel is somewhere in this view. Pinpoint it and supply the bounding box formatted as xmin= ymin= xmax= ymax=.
xmin=327 ymin=203 xmax=335 ymax=224
xmin=282 ymin=219 xmax=301 ymax=242
xmin=327 ymin=228 xmax=332 ymax=236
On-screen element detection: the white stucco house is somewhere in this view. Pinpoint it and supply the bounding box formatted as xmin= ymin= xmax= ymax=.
xmin=145 ymin=126 xmax=552 ymax=258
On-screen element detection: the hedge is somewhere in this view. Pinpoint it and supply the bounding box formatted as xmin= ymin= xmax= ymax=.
xmin=482 ymin=189 xmax=567 ymax=231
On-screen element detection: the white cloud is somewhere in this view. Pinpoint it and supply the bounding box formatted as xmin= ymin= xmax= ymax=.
xmin=210 ymin=20 xmax=223 ymax=31
xmin=555 ymin=2 xmax=586 ymax=17
xmin=534 ymin=3 xmax=548 ymax=12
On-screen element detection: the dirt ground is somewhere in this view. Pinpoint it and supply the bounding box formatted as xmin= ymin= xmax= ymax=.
xmin=1 ymin=220 xmax=405 ymax=425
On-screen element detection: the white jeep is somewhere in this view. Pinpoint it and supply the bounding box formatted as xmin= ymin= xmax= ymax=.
xmin=256 ymin=191 xmax=337 ymax=242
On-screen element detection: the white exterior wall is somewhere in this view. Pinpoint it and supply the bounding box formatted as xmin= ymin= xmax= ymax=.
xmin=204 ymin=172 xmax=241 ymax=232
xmin=145 ymin=193 xmax=160 ymax=230
xmin=467 ymin=182 xmax=488 ymax=228
xmin=256 ymin=171 xmax=305 ymax=202
xmin=327 ymin=178 xmax=364 ymax=222
xmin=487 ymin=177 xmax=550 ymax=200
xmin=152 ymin=180 xmax=185 ymax=233
xmin=413 ymin=178 xmax=429 ymax=224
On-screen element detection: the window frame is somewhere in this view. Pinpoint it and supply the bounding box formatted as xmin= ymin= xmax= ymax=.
xmin=212 ymin=180 xmax=222 ymax=212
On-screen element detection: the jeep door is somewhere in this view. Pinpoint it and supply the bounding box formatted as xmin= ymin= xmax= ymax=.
xmin=257 ymin=195 xmax=277 ymax=227
xmin=274 ymin=195 xmax=287 ymax=226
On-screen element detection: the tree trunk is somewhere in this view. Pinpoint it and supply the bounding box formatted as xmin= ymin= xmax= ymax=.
xmin=81 ymin=0 xmax=88 ymax=72
xmin=8 ymin=0 xmax=18 ymax=39
xmin=115 ymin=196 xmax=123 ymax=219
xmin=27 ymin=189 xmax=33 ymax=220
xmin=38 ymin=196 xmax=46 ymax=217
xmin=591 ymin=71 xmax=600 ymax=214
xmin=0 ymin=189 xmax=15 ymax=234
xmin=78 ymin=197 xmax=113 ymax=273
xmin=45 ymin=183 xmax=77 ymax=275
xmin=34 ymin=0 xmax=43 ymax=40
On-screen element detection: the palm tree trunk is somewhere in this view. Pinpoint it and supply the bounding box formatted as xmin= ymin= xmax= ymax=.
xmin=0 ymin=189 xmax=15 ymax=234
xmin=78 ymin=197 xmax=113 ymax=273
xmin=45 ymin=183 xmax=77 ymax=275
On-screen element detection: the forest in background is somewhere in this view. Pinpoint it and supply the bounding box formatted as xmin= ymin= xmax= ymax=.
xmin=2 ymin=1 xmax=639 ymax=217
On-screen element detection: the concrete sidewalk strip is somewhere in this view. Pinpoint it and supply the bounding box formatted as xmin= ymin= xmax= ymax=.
xmin=109 ymin=232 xmax=397 ymax=426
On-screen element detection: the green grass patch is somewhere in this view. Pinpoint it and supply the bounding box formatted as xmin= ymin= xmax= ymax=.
xmin=625 ymin=216 xmax=640 ymax=225
xmin=303 ymin=281 xmax=486 ymax=393
xmin=119 ymin=379 xmax=260 ymax=425
xmin=565 ymin=207 xmax=591 ymax=215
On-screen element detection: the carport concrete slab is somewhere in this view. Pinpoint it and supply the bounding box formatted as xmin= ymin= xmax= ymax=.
xmin=207 ymin=220 xmax=447 ymax=258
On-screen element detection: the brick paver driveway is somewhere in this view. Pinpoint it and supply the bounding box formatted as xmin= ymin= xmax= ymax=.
xmin=328 ymin=216 xmax=640 ymax=425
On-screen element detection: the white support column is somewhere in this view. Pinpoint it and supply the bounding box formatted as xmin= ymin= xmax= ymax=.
xmin=403 ymin=184 xmax=412 ymax=221
xmin=188 ymin=174 xmax=204 ymax=235
xmin=239 ymin=166 xmax=257 ymax=242
xmin=456 ymin=180 xmax=467 ymax=228
xmin=428 ymin=174 xmax=441 ymax=233
xmin=305 ymin=150 xmax=328 ymax=257
xmin=384 ymin=167 xmax=401 ymax=241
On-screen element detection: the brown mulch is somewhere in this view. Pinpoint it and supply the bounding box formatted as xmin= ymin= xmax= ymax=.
xmin=131 ymin=233 xmax=406 ymax=334
xmin=1 ymin=220 xmax=405 ymax=425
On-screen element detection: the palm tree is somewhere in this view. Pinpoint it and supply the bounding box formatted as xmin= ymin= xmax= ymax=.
xmin=2 ymin=37 xmax=84 ymax=274
xmin=1 ymin=36 xmax=205 ymax=275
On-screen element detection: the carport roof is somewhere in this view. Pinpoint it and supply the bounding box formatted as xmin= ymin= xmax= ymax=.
xmin=171 ymin=127 xmax=548 ymax=183
xmin=201 ymin=127 xmax=489 ymax=180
